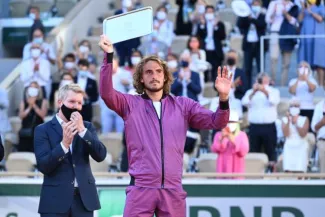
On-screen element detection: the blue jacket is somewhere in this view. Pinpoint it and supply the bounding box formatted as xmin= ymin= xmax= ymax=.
xmin=34 ymin=117 xmax=107 ymax=214
xmin=0 ymin=135 xmax=3 ymax=161
xmin=171 ymin=70 xmax=202 ymax=101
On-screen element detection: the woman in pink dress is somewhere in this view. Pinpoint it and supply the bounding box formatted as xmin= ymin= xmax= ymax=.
xmin=211 ymin=110 xmax=249 ymax=179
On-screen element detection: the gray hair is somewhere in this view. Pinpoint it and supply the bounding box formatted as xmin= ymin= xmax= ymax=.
xmin=58 ymin=83 xmax=85 ymax=101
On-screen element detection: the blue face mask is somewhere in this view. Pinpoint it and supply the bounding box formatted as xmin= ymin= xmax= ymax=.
xmin=79 ymin=70 xmax=88 ymax=77
xmin=180 ymin=60 xmax=189 ymax=68
xmin=33 ymin=37 xmax=43 ymax=44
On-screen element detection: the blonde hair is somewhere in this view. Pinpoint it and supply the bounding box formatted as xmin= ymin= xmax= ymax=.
xmin=133 ymin=55 xmax=174 ymax=94
xmin=58 ymin=83 xmax=85 ymax=101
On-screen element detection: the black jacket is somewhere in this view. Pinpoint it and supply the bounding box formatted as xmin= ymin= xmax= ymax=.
xmin=233 ymin=68 xmax=248 ymax=100
xmin=175 ymin=0 xmax=197 ymax=35
xmin=0 ymin=135 xmax=3 ymax=161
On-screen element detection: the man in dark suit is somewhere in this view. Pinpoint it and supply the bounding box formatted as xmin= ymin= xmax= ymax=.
xmin=34 ymin=83 xmax=107 ymax=217
xmin=225 ymin=50 xmax=248 ymax=100
xmin=0 ymin=135 xmax=4 ymax=161
xmin=75 ymin=59 xmax=99 ymax=122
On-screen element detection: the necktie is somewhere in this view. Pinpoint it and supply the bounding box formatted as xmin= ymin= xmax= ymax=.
xmin=67 ymin=148 xmax=73 ymax=164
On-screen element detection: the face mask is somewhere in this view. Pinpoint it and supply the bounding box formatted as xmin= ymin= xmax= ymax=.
xmin=156 ymin=11 xmax=167 ymax=20
xmin=122 ymin=0 xmax=132 ymax=8
xmin=299 ymin=67 xmax=308 ymax=75
xmin=64 ymin=62 xmax=75 ymax=70
xmin=251 ymin=6 xmax=261 ymax=14
xmin=198 ymin=5 xmax=206 ymax=14
xmin=79 ymin=45 xmax=89 ymax=54
xmin=167 ymin=60 xmax=178 ymax=69
xmin=289 ymin=107 xmax=300 ymax=116
xmin=79 ymin=70 xmax=88 ymax=77
xmin=29 ymin=13 xmax=36 ymax=20
xmin=180 ymin=60 xmax=189 ymax=68
xmin=60 ymin=80 xmax=73 ymax=87
xmin=33 ymin=37 xmax=43 ymax=44
xmin=61 ymin=103 xmax=79 ymax=121
xmin=31 ymin=48 xmax=41 ymax=58
xmin=205 ymin=13 xmax=214 ymax=21
xmin=227 ymin=58 xmax=236 ymax=66
xmin=227 ymin=123 xmax=237 ymax=132
xmin=27 ymin=87 xmax=39 ymax=97
xmin=131 ymin=56 xmax=141 ymax=65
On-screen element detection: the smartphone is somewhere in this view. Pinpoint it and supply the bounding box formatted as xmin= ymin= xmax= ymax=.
xmin=257 ymin=77 xmax=262 ymax=84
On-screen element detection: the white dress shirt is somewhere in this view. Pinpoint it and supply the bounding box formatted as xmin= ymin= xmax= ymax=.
xmin=77 ymin=75 xmax=88 ymax=91
xmin=311 ymin=100 xmax=325 ymax=139
xmin=288 ymin=78 xmax=317 ymax=110
xmin=265 ymin=0 xmax=294 ymax=32
xmin=20 ymin=58 xmax=51 ymax=87
xmin=23 ymin=42 xmax=56 ymax=61
xmin=153 ymin=101 xmax=162 ymax=119
xmin=242 ymin=86 xmax=280 ymax=124
xmin=154 ymin=19 xmax=175 ymax=47
xmin=56 ymin=114 xmax=87 ymax=187
xmin=204 ymin=20 xmax=216 ymax=50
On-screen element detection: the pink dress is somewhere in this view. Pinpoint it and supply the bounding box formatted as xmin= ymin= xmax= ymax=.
xmin=211 ymin=131 xmax=249 ymax=179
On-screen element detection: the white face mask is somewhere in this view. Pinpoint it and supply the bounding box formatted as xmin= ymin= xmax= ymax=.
xmin=205 ymin=13 xmax=214 ymax=21
xmin=198 ymin=5 xmax=206 ymax=14
xmin=60 ymin=80 xmax=73 ymax=87
xmin=131 ymin=56 xmax=141 ymax=65
xmin=227 ymin=123 xmax=237 ymax=132
xmin=122 ymin=0 xmax=132 ymax=8
xmin=299 ymin=67 xmax=308 ymax=75
xmin=28 ymin=87 xmax=39 ymax=97
xmin=64 ymin=62 xmax=75 ymax=70
xmin=156 ymin=11 xmax=167 ymax=20
xmin=79 ymin=45 xmax=89 ymax=54
xmin=167 ymin=60 xmax=178 ymax=69
xmin=31 ymin=48 xmax=41 ymax=58
xmin=29 ymin=13 xmax=36 ymax=20
xmin=289 ymin=107 xmax=300 ymax=116
xmin=251 ymin=6 xmax=261 ymax=14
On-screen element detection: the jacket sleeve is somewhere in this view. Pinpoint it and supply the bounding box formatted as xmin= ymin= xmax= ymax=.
xmin=214 ymin=22 xmax=226 ymax=40
xmin=211 ymin=132 xmax=228 ymax=153
xmin=234 ymin=132 xmax=249 ymax=157
xmin=187 ymin=72 xmax=202 ymax=94
xmin=99 ymin=53 xmax=131 ymax=119
xmin=34 ymin=124 xmax=67 ymax=175
xmin=234 ymin=70 xmax=248 ymax=98
xmin=184 ymin=97 xmax=229 ymax=130
xmin=87 ymin=79 xmax=99 ymax=103
xmin=82 ymin=122 xmax=107 ymax=162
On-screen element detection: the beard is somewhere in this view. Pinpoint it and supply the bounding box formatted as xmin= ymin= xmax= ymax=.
xmin=143 ymin=82 xmax=164 ymax=93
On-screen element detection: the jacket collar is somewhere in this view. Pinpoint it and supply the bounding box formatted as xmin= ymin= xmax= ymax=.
xmin=141 ymin=92 xmax=168 ymax=101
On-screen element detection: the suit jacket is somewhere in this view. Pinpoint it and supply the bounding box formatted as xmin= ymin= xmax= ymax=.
xmin=34 ymin=117 xmax=107 ymax=214
xmin=196 ymin=21 xmax=226 ymax=61
xmin=233 ymin=68 xmax=248 ymax=100
xmin=0 ymin=136 xmax=3 ymax=162
xmin=171 ymin=70 xmax=202 ymax=101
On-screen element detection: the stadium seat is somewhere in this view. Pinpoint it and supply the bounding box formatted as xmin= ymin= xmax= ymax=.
xmin=31 ymin=0 xmax=54 ymax=13
xmin=55 ymin=0 xmax=77 ymax=17
xmin=3 ymin=132 xmax=19 ymax=160
xmin=6 ymin=152 xmax=36 ymax=172
xmin=245 ymin=153 xmax=269 ymax=173
xmin=197 ymin=153 xmax=218 ymax=173
xmin=203 ymin=82 xmax=217 ymax=98
xmin=9 ymin=0 xmax=31 ymax=17
xmin=170 ymin=35 xmax=189 ymax=56
xmin=98 ymin=132 xmax=123 ymax=168
xmin=89 ymin=153 xmax=112 ymax=172
xmin=9 ymin=116 xmax=22 ymax=135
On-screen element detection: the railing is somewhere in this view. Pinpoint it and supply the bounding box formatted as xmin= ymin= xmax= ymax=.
xmin=260 ymin=34 xmax=325 ymax=73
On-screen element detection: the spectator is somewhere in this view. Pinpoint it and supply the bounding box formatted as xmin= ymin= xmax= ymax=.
xmin=242 ymin=73 xmax=280 ymax=163
xmin=18 ymin=82 xmax=48 ymax=152
xmin=282 ymin=99 xmax=309 ymax=172
xmin=237 ymin=0 xmax=267 ymax=87
xmin=138 ymin=30 xmax=169 ymax=59
xmin=100 ymin=58 xmax=132 ymax=133
xmin=211 ymin=110 xmax=249 ymax=179
xmin=167 ymin=53 xmax=179 ymax=74
xmin=225 ymin=50 xmax=248 ymax=100
xmin=311 ymin=93 xmax=325 ymax=173
xmin=265 ymin=0 xmax=296 ymax=85
xmin=175 ymin=0 xmax=197 ymax=35
xmin=114 ymin=0 xmax=141 ymax=66
xmin=154 ymin=6 xmax=175 ymax=48
xmin=0 ymin=88 xmax=11 ymax=140
xmin=298 ymin=0 xmax=325 ymax=86
xmin=197 ymin=5 xmax=226 ymax=82
xmin=75 ymin=59 xmax=99 ymax=122
xmin=28 ymin=6 xmax=45 ymax=41
xmin=58 ymin=53 xmax=78 ymax=77
xmin=279 ymin=1 xmax=299 ymax=86
xmin=289 ymin=61 xmax=317 ymax=132
xmin=23 ymin=28 xmax=56 ymax=64
xmin=190 ymin=0 xmax=208 ymax=35
xmin=75 ymin=39 xmax=98 ymax=75
xmin=54 ymin=73 xmax=75 ymax=112
xmin=124 ymin=50 xmax=143 ymax=75
xmin=20 ymin=43 xmax=51 ymax=98
xmin=171 ymin=52 xmax=202 ymax=101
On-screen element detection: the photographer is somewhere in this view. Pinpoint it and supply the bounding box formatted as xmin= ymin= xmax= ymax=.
xmin=242 ymin=73 xmax=280 ymax=163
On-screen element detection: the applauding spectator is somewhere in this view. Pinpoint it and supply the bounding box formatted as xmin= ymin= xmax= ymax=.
xmin=154 ymin=6 xmax=175 ymax=48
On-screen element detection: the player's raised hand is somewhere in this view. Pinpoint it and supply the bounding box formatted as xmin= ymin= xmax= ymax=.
xmin=99 ymin=35 xmax=113 ymax=53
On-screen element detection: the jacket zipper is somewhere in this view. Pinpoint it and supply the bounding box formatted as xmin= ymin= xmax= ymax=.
xmin=152 ymin=101 xmax=164 ymax=189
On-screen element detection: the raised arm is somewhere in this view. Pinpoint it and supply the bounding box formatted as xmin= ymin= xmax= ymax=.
xmin=99 ymin=35 xmax=131 ymax=119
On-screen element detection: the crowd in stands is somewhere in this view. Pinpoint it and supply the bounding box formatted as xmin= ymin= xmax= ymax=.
xmin=1 ymin=0 xmax=325 ymax=178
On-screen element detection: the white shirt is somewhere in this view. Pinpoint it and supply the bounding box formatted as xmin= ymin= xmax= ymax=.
xmin=209 ymin=96 xmax=243 ymax=119
xmin=23 ymin=42 xmax=56 ymax=61
xmin=20 ymin=58 xmax=51 ymax=87
xmin=311 ymin=100 xmax=325 ymax=139
xmin=154 ymin=19 xmax=175 ymax=47
xmin=289 ymin=78 xmax=318 ymax=110
xmin=183 ymin=49 xmax=208 ymax=74
xmin=265 ymin=0 xmax=294 ymax=32
xmin=112 ymin=68 xmax=133 ymax=94
xmin=242 ymin=86 xmax=280 ymax=124
xmin=204 ymin=20 xmax=216 ymax=50
xmin=247 ymin=23 xmax=259 ymax=42
xmin=77 ymin=75 xmax=88 ymax=91
xmin=56 ymin=114 xmax=87 ymax=187
xmin=153 ymin=101 xmax=161 ymax=119
xmin=0 ymin=88 xmax=11 ymax=133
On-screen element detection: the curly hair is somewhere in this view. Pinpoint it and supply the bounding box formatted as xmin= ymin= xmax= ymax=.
xmin=133 ymin=55 xmax=174 ymax=95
